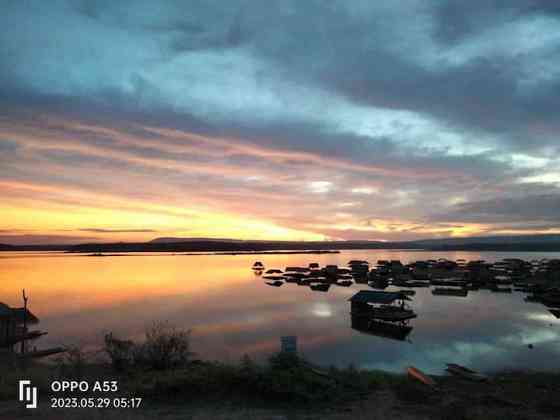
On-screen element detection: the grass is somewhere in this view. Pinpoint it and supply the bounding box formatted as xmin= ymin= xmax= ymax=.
xmin=3 ymin=323 xmax=560 ymax=419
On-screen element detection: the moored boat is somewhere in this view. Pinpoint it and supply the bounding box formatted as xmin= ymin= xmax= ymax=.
xmin=310 ymin=283 xmax=330 ymax=292
xmin=252 ymin=261 xmax=264 ymax=270
xmin=432 ymin=287 xmax=468 ymax=297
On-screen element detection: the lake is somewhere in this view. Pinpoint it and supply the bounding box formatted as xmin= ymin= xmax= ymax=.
xmin=2 ymin=250 xmax=560 ymax=374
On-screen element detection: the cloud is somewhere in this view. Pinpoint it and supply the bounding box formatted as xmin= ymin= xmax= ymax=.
xmin=434 ymin=192 xmax=560 ymax=224
xmin=0 ymin=234 xmax=97 ymax=245
xmin=0 ymin=1 xmax=559 ymax=240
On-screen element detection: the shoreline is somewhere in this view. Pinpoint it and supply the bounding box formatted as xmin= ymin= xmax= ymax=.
xmin=2 ymin=357 xmax=559 ymax=419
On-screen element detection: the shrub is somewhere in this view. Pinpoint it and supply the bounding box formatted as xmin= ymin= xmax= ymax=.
xmin=134 ymin=322 xmax=194 ymax=370
xmin=104 ymin=322 xmax=194 ymax=371
xmin=104 ymin=333 xmax=134 ymax=371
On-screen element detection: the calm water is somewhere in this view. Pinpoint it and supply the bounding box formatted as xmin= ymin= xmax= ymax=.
xmin=2 ymin=250 xmax=560 ymax=374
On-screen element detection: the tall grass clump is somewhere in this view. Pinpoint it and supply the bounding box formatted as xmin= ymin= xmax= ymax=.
xmin=104 ymin=321 xmax=194 ymax=371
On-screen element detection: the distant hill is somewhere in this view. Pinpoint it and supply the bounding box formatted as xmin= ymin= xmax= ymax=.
xmin=67 ymin=240 xmax=391 ymax=253
xmin=150 ymin=237 xmax=248 ymax=244
xmin=2 ymin=234 xmax=560 ymax=252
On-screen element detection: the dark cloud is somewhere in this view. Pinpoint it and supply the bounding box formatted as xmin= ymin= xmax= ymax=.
xmin=436 ymin=192 xmax=560 ymax=224
xmin=0 ymin=234 xmax=96 ymax=245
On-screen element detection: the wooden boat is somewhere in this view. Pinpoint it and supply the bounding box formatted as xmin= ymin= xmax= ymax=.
xmin=548 ymin=309 xmax=560 ymax=319
xmin=490 ymin=286 xmax=512 ymax=293
xmin=336 ymin=280 xmax=353 ymax=287
xmin=432 ymin=287 xmax=468 ymax=297
xmin=404 ymin=280 xmax=431 ymax=287
xmin=265 ymin=280 xmax=284 ymax=287
xmin=252 ymin=261 xmax=264 ymax=270
xmin=407 ymin=366 xmax=436 ymax=387
xmin=18 ymin=347 xmax=66 ymax=359
xmin=494 ymin=275 xmax=513 ymax=285
xmin=4 ymin=330 xmax=47 ymax=346
xmin=310 ymin=283 xmax=330 ymax=292
xmin=369 ymin=278 xmax=389 ymax=289
xmin=262 ymin=274 xmax=285 ymax=280
xmin=446 ymin=364 xmax=487 ymax=382
xmin=539 ymin=291 xmax=560 ymax=307
xmin=524 ymin=295 xmax=542 ymax=303
xmin=430 ymin=278 xmax=467 ymax=287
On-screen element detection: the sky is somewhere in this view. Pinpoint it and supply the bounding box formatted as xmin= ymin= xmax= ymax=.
xmin=1 ymin=0 xmax=560 ymax=244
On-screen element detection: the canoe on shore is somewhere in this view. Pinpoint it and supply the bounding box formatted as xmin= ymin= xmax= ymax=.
xmin=407 ymin=366 xmax=436 ymax=387
xmin=18 ymin=347 xmax=66 ymax=359
xmin=446 ymin=363 xmax=488 ymax=382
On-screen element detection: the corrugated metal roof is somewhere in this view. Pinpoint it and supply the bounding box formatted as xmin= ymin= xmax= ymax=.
xmin=0 ymin=303 xmax=12 ymax=317
xmin=0 ymin=304 xmax=39 ymax=324
xmin=349 ymin=290 xmax=409 ymax=304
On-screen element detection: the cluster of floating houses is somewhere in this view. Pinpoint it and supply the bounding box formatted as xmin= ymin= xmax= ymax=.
xmin=252 ymin=257 xmax=560 ymax=340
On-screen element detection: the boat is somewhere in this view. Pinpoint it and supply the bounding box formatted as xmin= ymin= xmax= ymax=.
xmin=490 ymin=286 xmax=512 ymax=293
xmin=349 ymin=291 xmax=417 ymax=322
xmin=407 ymin=366 xmax=436 ymax=387
xmin=265 ymin=269 xmax=283 ymax=274
xmin=252 ymin=261 xmax=264 ymax=270
xmin=336 ymin=280 xmax=353 ymax=287
xmin=18 ymin=347 xmax=66 ymax=360
xmin=262 ymin=274 xmax=285 ymax=280
xmin=548 ymin=309 xmax=560 ymax=319
xmin=265 ymin=280 xmax=284 ymax=287
xmin=369 ymin=277 xmax=389 ymax=289
xmin=494 ymin=275 xmax=513 ymax=285
xmin=539 ymin=290 xmax=560 ymax=307
xmin=310 ymin=283 xmax=330 ymax=292
xmin=398 ymin=289 xmax=416 ymax=296
xmin=403 ymin=280 xmax=431 ymax=288
xmin=445 ymin=364 xmax=487 ymax=382
xmin=432 ymin=287 xmax=468 ymax=297
xmin=4 ymin=330 xmax=47 ymax=346
xmin=430 ymin=278 xmax=467 ymax=287
xmin=285 ymin=266 xmax=309 ymax=273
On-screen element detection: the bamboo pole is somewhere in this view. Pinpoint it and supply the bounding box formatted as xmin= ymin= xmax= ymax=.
xmin=21 ymin=289 xmax=28 ymax=355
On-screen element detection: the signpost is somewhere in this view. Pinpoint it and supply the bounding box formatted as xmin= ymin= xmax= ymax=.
xmin=280 ymin=336 xmax=297 ymax=354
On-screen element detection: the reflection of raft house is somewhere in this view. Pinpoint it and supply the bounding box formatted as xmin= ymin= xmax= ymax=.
xmin=349 ymin=291 xmax=417 ymax=322
xmin=351 ymin=317 xmax=413 ymax=341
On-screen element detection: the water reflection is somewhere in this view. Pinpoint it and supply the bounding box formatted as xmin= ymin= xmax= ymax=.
xmin=1 ymin=250 xmax=560 ymax=373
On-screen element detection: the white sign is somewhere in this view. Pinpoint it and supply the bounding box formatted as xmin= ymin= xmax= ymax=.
xmin=281 ymin=336 xmax=297 ymax=353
